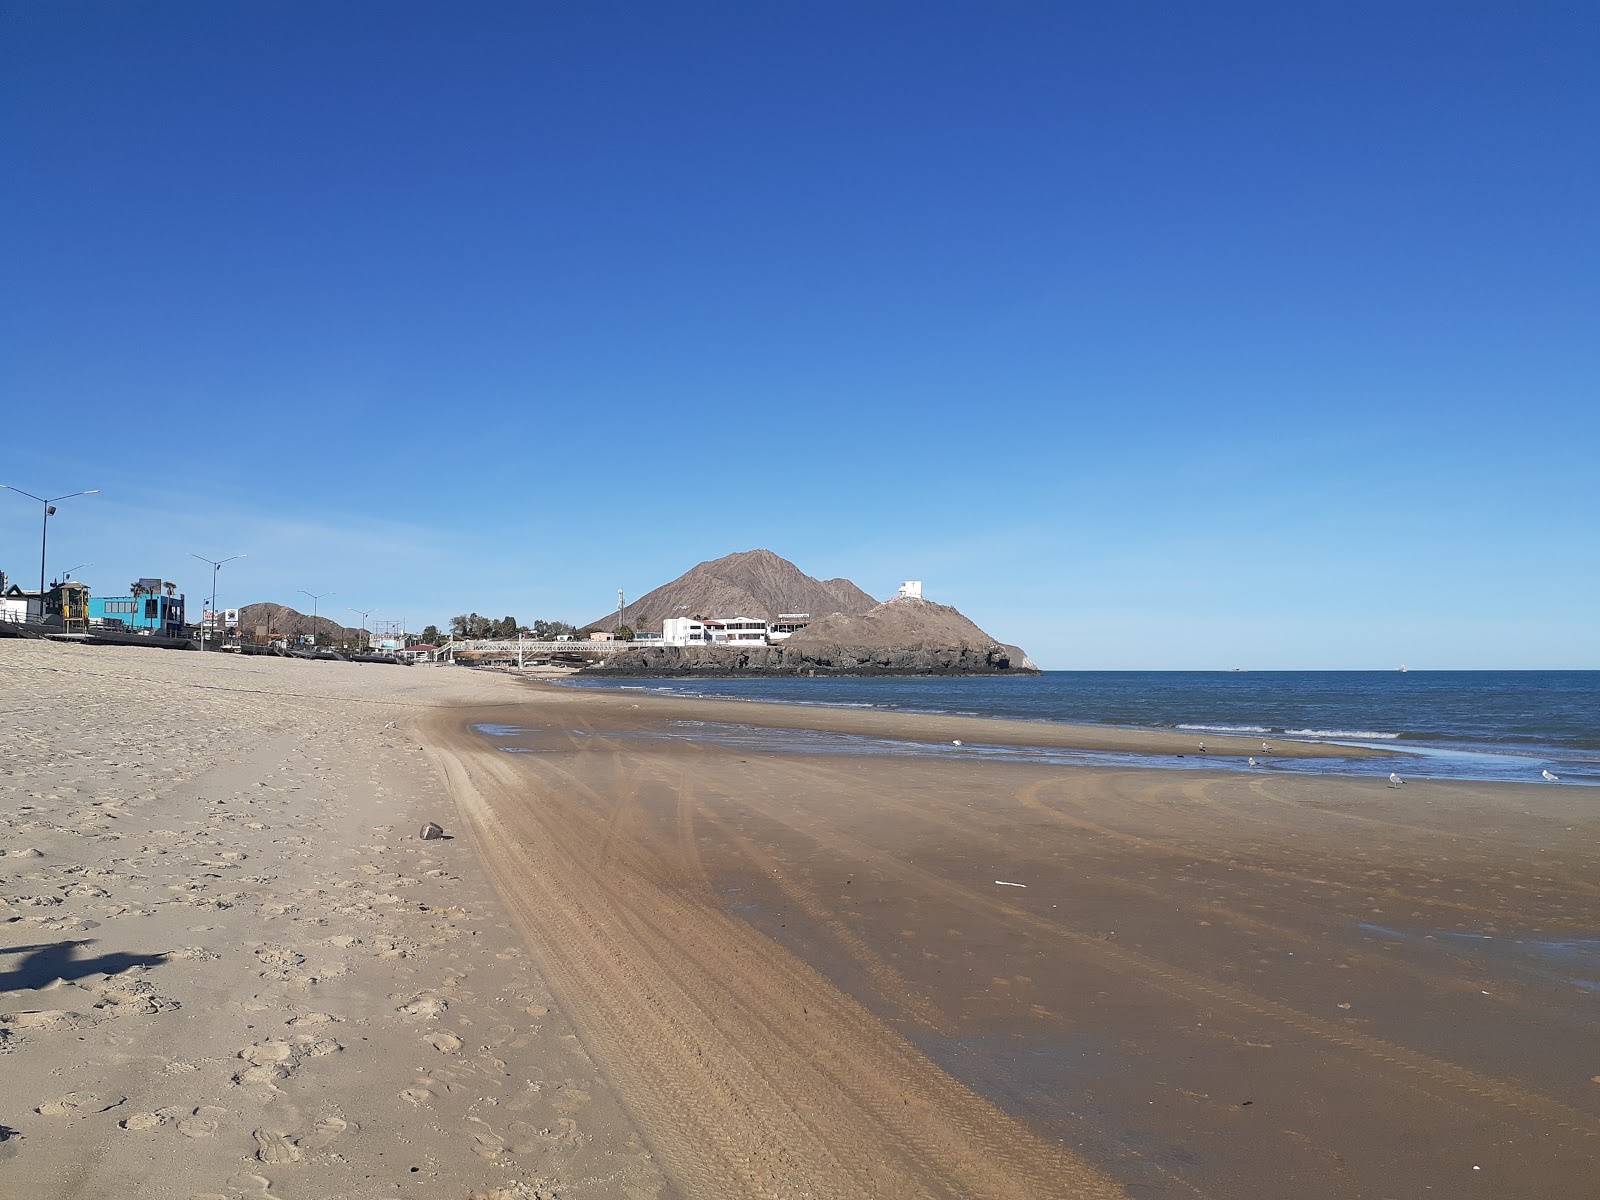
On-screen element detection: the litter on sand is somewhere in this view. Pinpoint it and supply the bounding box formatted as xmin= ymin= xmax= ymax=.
xmin=994 ymin=880 xmax=1027 ymax=888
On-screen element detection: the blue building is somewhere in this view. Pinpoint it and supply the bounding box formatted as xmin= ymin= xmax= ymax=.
xmin=89 ymin=579 xmax=186 ymax=637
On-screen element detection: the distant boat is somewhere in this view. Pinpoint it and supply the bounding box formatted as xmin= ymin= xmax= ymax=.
xmin=1398 ymin=665 xmax=1408 ymax=672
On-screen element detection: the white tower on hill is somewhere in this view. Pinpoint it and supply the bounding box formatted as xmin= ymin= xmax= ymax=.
xmin=897 ymin=580 xmax=922 ymax=600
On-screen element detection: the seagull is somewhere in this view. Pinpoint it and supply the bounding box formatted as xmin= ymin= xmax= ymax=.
xmin=952 ymin=740 xmax=962 ymax=747
xmin=1248 ymin=757 xmax=1259 ymax=767
xmin=1388 ymin=773 xmax=1404 ymax=788
xmin=1261 ymin=741 xmax=1273 ymax=752
xmin=1542 ymin=770 xmax=1560 ymax=783
xmin=1198 ymin=742 xmax=1207 ymax=753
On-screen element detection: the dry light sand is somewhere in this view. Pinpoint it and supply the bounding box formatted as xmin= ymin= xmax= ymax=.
xmin=3 ymin=642 xmax=1597 ymax=1200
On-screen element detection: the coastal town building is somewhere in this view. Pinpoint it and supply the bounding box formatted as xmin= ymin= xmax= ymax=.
xmin=90 ymin=590 xmax=188 ymax=637
xmin=2 ymin=581 xmax=90 ymax=630
xmin=768 ymin=614 xmax=811 ymax=640
xmin=661 ymin=617 xmax=709 ymax=646
xmin=897 ymin=581 xmax=923 ymax=600
xmin=1 ymin=584 xmax=42 ymax=624
xmin=706 ymin=617 xmax=768 ymax=645
xmin=661 ymin=612 xmax=813 ymax=646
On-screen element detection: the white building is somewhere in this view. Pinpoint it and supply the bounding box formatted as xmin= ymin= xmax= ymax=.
xmin=708 ymin=617 xmax=768 ymax=645
xmin=1 ymin=587 xmax=42 ymax=624
xmin=661 ymin=617 xmax=708 ymax=646
xmin=897 ymin=580 xmax=923 ymax=600
xmin=768 ymin=613 xmax=811 ymax=641
xmin=661 ymin=615 xmax=772 ymax=646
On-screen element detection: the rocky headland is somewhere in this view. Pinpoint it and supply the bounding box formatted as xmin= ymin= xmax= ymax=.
xmin=585 ymin=594 xmax=1039 ymax=676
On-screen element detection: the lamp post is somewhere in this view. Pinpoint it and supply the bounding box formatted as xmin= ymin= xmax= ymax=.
xmin=191 ymin=553 xmax=246 ymax=650
xmin=349 ymin=607 xmax=373 ymax=653
xmin=62 ymin=563 xmax=92 ymax=581
xmin=0 ymin=485 xmax=100 ymax=596
xmin=300 ymin=589 xmax=333 ymax=646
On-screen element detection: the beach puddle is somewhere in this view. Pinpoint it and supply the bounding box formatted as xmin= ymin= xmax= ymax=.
xmin=472 ymin=723 xmax=535 ymax=738
xmin=1354 ymin=923 xmax=1600 ymax=994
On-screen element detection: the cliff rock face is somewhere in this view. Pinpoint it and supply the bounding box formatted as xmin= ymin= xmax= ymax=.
xmin=588 ymin=549 xmax=876 ymax=633
xmin=585 ymin=596 xmax=1038 ymax=676
xmin=581 ymin=643 xmax=1027 ymax=676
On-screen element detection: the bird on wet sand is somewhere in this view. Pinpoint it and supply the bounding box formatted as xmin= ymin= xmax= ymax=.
xmin=1248 ymin=757 xmax=1259 ymax=767
xmin=1388 ymin=773 xmax=1404 ymax=788
xmin=1542 ymin=769 xmax=1560 ymax=783
xmin=1261 ymin=741 xmax=1273 ymax=752
xmin=1198 ymin=742 xmax=1207 ymax=753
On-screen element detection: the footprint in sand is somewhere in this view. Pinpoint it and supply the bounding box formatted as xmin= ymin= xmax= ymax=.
xmin=35 ymin=1091 xmax=124 ymax=1117
xmin=224 ymin=1172 xmax=284 ymax=1199
xmin=252 ymin=1128 xmax=301 ymax=1164
xmin=297 ymin=1115 xmax=349 ymax=1151
xmin=469 ymin=1129 xmax=506 ymax=1160
xmin=397 ymin=994 xmax=448 ymax=1019
xmin=400 ymin=1086 xmax=433 ymax=1106
xmin=177 ymin=1106 xmax=227 ymax=1138
xmin=120 ymin=1110 xmax=168 ymax=1132
xmin=1 ymin=1009 xmax=88 ymax=1032
xmin=428 ymin=1032 xmax=463 ymax=1053
xmin=286 ymin=1012 xmax=339 ymax=1028
xmin=232 ymin=1035 xmax=341 ymax=1087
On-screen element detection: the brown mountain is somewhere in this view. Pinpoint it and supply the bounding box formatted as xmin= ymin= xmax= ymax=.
xmin=787 ymin=595 xmax=1017 ymax=655
xmin=238 ymin=602 xmax=362 ymax=644
xmin=588 ymin=549 xmax=878 ymax=633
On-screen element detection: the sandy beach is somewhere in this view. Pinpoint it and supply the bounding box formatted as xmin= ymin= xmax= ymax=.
xmin=4 ymin=644 xmax=1597 ymax=1199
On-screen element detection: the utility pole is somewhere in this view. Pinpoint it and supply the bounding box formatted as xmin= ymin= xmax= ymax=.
xmin=191 ymin=553 xmax=246 ymax=650
xmin=0 ymin=485 xmax=100 ymax=598
xmin=617 ymin=587 xmax=625 ymax=634
xmin=299 ymin=590 xmax=333 ymax=646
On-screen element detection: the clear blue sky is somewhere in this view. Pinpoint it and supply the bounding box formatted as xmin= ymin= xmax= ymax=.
xmin=3 ymin=2 xmax=1595 ymax=668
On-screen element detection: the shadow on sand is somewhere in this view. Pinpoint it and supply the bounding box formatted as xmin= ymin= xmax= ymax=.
xmin=0 ymin=940 xmax=169 ymax=993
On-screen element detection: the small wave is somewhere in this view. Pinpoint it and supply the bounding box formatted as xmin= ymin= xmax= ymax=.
xmin=1177 ymin=724 xmax=1273 ymax=734
xmin=1285 ymin=728 xmax=1402 ymax=740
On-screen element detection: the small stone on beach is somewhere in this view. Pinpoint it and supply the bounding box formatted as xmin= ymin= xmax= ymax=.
xmin=419 ymin=822 xmax=444 ymax=841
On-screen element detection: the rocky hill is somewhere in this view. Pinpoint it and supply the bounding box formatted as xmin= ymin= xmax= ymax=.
xmin=586 ymin=596 xmax=1039 ymax=676
xmin=238 ymin=602 xmax=362 ymax=644
xmin=588 ymin=549 xmax=876 ymax=633
xmin=786 ymin=596 xmax=1004 ymax=652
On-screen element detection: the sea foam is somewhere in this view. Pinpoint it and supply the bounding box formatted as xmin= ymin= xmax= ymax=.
xmin=1285 ymin=729 xmax=1402 ymax=740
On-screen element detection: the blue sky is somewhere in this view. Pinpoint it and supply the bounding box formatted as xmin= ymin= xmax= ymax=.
xmin=3 ymin=2 xmax=1595 ymax=669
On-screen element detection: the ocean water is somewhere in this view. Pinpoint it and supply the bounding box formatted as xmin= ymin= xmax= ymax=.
xmin=559 ymin=671 xmax=1600 ymax=786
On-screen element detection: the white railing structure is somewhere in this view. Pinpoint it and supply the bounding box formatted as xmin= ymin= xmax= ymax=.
xmin=440 ymin=637 xmax=632 ymax=667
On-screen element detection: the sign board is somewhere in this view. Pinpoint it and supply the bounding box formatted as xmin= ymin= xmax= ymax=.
xmin=224 ymin=609 xmax=240 ymax=625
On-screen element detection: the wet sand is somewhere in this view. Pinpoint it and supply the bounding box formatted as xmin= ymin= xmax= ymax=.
xmin=6 ymin=644 xmax=1596 ymax=1199
xmin=430 ymin=680 xmax=1600 ymax=1199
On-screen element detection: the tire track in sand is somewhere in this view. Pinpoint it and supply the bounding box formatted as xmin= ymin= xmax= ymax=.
xmin=667 ymin=750 xmax=1599 ymax=1149
xmin=424 ymin=719 xmax=1128 ymax=1200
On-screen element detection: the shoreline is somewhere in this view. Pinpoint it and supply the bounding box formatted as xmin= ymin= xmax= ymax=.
xmin=9 ymin=643 xmax=1597 ymax=1198
xmin=528 ymin=673 xmax=1394 ymax=760
xmin=434 ymin=680 xmax=1600 ymax=1197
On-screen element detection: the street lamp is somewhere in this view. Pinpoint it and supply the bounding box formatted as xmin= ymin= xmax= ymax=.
xmin=0 ymin=485 xmax=100 ymax=596
xmin=349 ymin=607 xmax=373 ymax=652
xmin=300 ymin=589 xmax=333 ymax=646
xmin=62 ymin=563 xmax=92 ymax=581
xmin=191 ymin=553 xmax=246 ymax=650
